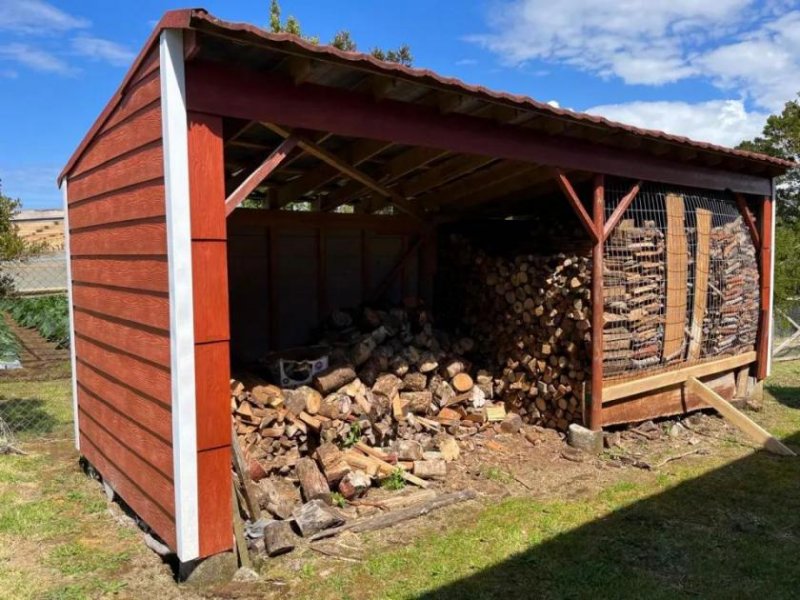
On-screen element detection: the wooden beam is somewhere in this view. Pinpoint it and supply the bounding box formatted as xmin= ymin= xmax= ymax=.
xmin=602 ymin=180 xmax=642 ymax=241
xmin=590 ymin=174 xmax=605 ymax=430
xmin=603 ymin=351 xmax=756 ymax=402
xmin=401 ymin=155 xmax=496 ymax=198
xmin=321 ymin=147 xmax=449 ymax=213
xmin=553 ymin=169 xmax=599 ymax=242
xmin=264 ymin=123 xmax=424 ymax=221
xmin=439 ymin=166 xmax=549 ymax=210
xmin=185 ymin=62 xmax=774 ymax=196
xmin=686 ymin=377 xmax=795 ymax=456
xmin=275 ymin=138 xmax=391 ymax=208
xmin=735 ymin=192 xmax=760 ymax=247
xmin=756 ymin=195 xmax=774 ymax=379
xmin=224 ymin=136 xmax=298 ymax=216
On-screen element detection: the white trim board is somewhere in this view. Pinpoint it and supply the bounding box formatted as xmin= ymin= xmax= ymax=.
xmin=61 ymin=180 xmax=80 ymax=450
xmin=160 ymin=28 xmax=199 ymax=562
xmin=767 ymin=183 xmax=776 ymax=377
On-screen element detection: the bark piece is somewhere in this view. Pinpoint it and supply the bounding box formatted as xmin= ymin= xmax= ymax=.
xmin=401 ymin=391 xmax=433 ymax=414
xmin=292 ymin=499 xmax=345 ymax=537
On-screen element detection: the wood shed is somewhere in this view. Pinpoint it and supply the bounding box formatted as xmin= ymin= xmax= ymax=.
xmin=58 ymin=9 xmax=792 ymax=564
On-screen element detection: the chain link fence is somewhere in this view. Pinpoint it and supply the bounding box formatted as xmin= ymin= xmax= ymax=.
xmin=773 ymin=299 xmax=800 ymax=363
xmin=0 ymin=248 xmax=71 ymax=446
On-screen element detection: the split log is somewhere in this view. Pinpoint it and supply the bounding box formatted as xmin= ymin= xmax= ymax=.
xmin=314 ymin=366 xmax=357 ymax=394
xmin=296 ymin=457 xmax=330 ymax=502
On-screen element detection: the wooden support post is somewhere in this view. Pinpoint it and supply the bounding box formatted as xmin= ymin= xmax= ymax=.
xmin=590 ymin=174 xmax=605 ymax=431
xmin=756 ymin=195 xmax=774 ymax=379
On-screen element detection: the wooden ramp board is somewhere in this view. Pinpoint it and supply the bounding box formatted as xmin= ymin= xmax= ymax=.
xmin=688 ymin=208 xmax=712 ymax=359
xmin=686 ymin=377 xmax=796 ymax=456
xmin=664 ymin=193 xmax=688 ymax=362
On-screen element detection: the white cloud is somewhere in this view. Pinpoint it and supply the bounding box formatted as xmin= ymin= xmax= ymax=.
xmin=71 ymin=36 xmax=135 ymax=67
xmin=0 ymin=43 xmax=73 ymax=75
xmin=456 ymin=58 xmax=478 ymax=66
xmin=0 ymin=0 xmax=89 ymax=34
xmin=586 ymin=99 xmax=768 ymax=147
xmin=469 ymin=1 xmax=800 ymax=112
xmin=468 ymin=0 xmax=750 ymax=85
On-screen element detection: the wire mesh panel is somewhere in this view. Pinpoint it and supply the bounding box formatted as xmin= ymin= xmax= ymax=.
xmin=603 ymin=180 xmax=759 ymax=379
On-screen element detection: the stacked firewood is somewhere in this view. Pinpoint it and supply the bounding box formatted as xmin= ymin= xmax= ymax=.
xmin=602 ymin=219 xmax=666 ymax=375
xmin=442 ymin=236 xmax=592 ymax=430
xmin=231 ymin=306 xmax=518 ymax=518
xmin=702 ymin=217 xmax=759 ymax=356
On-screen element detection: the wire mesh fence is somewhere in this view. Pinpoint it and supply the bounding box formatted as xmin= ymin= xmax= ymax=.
xmin=0 ymin=248 xmax=71 ymax=443
xmin=603 ymin=180 xmax=759 ymax=379
xmin=773 ymin=299 xmax=800 ymax=362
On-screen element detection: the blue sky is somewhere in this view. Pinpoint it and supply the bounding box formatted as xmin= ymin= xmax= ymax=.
xmin=1 ymin=0 xmax=799 ymax=209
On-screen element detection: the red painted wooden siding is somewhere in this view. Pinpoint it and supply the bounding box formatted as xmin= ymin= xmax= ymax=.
xmin=187 ymin=112 xmax=232 ymax=557
xmin=65 ymin=52 xmax=176 ymax=549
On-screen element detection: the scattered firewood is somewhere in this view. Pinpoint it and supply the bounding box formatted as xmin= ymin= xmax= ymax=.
xmin=309 ymin=490 xmax=478 ymax=541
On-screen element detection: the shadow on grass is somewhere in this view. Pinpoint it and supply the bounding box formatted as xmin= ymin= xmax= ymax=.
xmin=0 ymin=395 xmax=59 ymax=436
xmin=764 ymin=384 xmax=800 ymax=410
xmin=419 ymin=433 xmax=800 ymax=599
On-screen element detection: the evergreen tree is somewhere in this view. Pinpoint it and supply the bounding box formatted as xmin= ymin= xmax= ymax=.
xmin=268 ymin=0 xmax=412 ymax=65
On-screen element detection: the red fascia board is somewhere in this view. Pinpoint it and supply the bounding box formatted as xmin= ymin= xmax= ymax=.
xmin=185 ymin=61 xmax=773 ymax=196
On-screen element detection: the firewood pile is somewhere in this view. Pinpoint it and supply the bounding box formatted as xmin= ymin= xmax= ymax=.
xmin=701 ymin=217 xmax=759 ymax=356
xmin=602 ymin=219 xmax=666 ymax=375
xmin=442 ymin=235 xmax=592 ymax=430
xmin=231 ymin=305 xmax=519 ymax=547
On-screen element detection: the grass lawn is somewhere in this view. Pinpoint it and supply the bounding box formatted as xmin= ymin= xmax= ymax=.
xmin=0 ymin=363 xmax=799 ymax=599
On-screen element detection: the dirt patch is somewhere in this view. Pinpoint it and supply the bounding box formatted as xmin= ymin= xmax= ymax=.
xmin=0 ymin=313 xmax=70 ymax=382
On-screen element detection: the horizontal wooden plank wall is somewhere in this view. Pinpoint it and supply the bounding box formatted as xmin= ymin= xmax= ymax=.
xmin=64 ymin=47 xmax=176 ymax=549
xmin=227 ymin=210 xmax=426 ymax=363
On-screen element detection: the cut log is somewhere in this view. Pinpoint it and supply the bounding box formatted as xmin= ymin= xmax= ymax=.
xmin=338 ymin=470 xmax=371 ymax=499
xmin=263 ymin=520 xmax=296 ymax=556
xmin=296 ymin=457 xmax=331 ymax=502
xmin=315 ymin=443 xmax=350 ymax=484
xmin=413 ymin=459 xmax=447 ymax=479
xmin=452 ymin=373 xmax=474 ymax=393
xmin=314 ymin=365 xmax=357 ymax=395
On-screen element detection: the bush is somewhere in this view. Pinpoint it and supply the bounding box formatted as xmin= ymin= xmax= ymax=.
xmin=0 ymin=315 xmax=19 ymax=362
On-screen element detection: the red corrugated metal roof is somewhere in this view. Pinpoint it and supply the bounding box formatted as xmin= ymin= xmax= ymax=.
xmin=59 ymin=8 xmax=794 ymax=184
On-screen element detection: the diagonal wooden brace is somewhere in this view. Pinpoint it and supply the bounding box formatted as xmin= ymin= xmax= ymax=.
xmin=264 ymin=123 xmax=425 ymax=221
xmin=552 ymin=169 xmax=599 ymax=242
xmin=603 ymin=180 xmax=642 ymax=241
xmin=225 ymin=136 xmax=299 ymax=216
